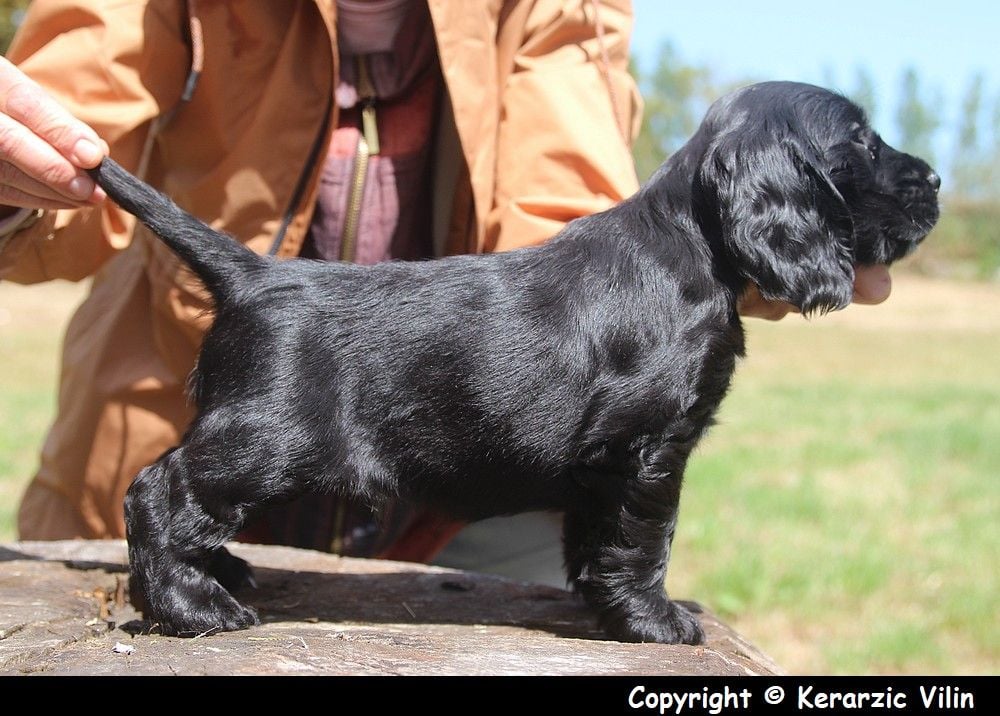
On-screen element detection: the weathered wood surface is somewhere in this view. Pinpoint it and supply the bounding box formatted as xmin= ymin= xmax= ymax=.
xmin=0 ymin=540 xmax=780 ymax=675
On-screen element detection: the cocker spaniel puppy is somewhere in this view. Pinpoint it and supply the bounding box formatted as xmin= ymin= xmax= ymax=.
xmin=90 ymin=81 xmax=939 ymax=643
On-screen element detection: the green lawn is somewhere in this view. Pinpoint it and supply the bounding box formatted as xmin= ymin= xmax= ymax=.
xmin=0 ymin=276 xmax=997 ymax=674
xmin=668 ymin=278 xmax=1000 ymax=674
xmin=0 ymin=280 xmax=84 ymax=537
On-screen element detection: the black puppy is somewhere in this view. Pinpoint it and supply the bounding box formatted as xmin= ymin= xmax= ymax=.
xmin=90 ymin=81 xmax=939 ymax=643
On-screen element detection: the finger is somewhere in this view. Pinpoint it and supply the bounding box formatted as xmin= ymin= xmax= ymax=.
xmin=0 ymin=112 xmax=101 ymax=202
xmin=0 ymin=159 xmax=103 ymax=206
xmin=0 ymin=184 xmax=90 ymax=210
xmin=852 ymin=264 xmax=892 ymax=305
xmin=0 ymin=60 xmax=106 ymax=169
xmin=750 ymin=301 xmax=797 ymax=321
xmin=738 ymin=283 xmax=798 ymax=321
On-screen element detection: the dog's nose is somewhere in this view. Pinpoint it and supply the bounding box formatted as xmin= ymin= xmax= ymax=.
xmin=926 ymin=171 xmax=941 ymax=192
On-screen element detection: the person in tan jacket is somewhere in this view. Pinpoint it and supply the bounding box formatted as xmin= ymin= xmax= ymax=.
xmin=0 ymin=1 xmax=892 ymax=571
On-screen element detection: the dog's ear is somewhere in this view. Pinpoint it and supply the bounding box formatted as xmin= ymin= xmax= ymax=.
xmin=696 ymin=123 xmax=856 ymax=315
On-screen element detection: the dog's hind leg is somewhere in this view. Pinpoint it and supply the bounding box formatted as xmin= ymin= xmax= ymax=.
xmin=563 ymin=441 xmax=705 ymax=645
xmin=125 ymin=447 xmax=260 ymax=636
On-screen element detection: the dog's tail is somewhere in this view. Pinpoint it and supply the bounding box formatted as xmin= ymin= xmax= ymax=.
xmin=88 ymin=158 xmax=264 ymax=302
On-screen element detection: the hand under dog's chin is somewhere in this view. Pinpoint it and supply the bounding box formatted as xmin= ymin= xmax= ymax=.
xmin=739 ymin=263 xmax=893 ymax=320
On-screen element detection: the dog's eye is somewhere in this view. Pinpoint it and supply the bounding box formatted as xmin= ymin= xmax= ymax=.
xmin=867 ymin=145 xmax=878 ymax=162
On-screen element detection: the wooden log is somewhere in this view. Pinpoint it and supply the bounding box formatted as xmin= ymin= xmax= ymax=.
xmin=0 ymin=540 xmax=780 ymax=676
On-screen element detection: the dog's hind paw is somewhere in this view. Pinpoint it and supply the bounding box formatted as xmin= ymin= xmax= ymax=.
xmin=136 ymin=561 xmax=261 ymax=637
xmin=158 ymin=593 xmax=260 ymax=638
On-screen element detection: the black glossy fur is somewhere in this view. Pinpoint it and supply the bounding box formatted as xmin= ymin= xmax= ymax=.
xmin=90 ymin=82 xmax=939 ymax=642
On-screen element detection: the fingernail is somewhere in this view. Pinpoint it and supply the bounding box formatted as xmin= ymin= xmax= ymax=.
xmin=72 ymin=138 xmax=104 ymax=167
xmin=68 ymin=175 xmax=95 ymax=199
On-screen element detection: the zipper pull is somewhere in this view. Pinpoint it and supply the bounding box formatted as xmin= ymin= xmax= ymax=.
xmin=361 ymin=102 xmax=379 ymax=156
xmin=358 ymin=56 xmax=380 ymax=155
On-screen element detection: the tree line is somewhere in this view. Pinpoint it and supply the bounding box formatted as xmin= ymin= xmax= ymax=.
xmin=630 ymin=43 xmax=999 ymax=280
xmin=631 ymin=42 xmax=999 ymax=203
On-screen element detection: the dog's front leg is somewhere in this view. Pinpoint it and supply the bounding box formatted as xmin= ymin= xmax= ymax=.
xmin=564 ymin=442 xmax=704 ymax=645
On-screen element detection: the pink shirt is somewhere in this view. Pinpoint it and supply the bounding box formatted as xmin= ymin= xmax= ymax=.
xmin=302 ymin=0 xmax=441 ymax=266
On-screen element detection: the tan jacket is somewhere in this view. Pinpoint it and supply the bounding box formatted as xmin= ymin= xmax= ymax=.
xmin=2 ymin=0 xmax=641 ymax=540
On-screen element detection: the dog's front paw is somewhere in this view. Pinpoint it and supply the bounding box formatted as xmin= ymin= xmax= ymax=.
xmin=609 ymin=600 xmax=705 ymax=645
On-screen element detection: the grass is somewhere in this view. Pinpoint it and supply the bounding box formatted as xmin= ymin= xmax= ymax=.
xmin=667 ymin=277 xmax=1000 ymax=674
xmin=0 ymin=275 xmax=997 ymax=674
xmin=0 ymin=280 xmax=85 ymax=536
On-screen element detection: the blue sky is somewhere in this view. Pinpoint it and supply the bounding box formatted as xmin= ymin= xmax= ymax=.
xmin=630 ymin=0 xmax=998 ymax=161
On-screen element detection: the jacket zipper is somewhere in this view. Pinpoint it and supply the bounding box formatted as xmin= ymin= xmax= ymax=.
xmin=339 ymin=55 xmax=380 ymax=262
xmin=330 ymin=56 xmax=382 ymax=551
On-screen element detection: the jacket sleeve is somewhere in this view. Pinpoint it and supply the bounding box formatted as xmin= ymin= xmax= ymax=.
xmin=0 ymin=0 xmax=189 ymax=283
xmin=487 ymin=0 xmax=642 ymax=252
